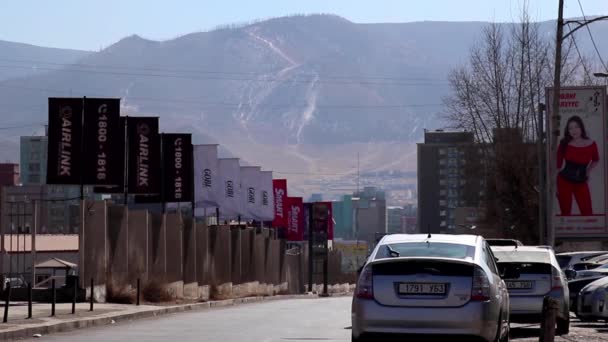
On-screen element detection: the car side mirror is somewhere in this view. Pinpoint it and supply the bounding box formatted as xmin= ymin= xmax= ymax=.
xmin=501 ymin=267 xmax=520 ymax=279
xmin=565 ymin=269 xmax=577 ymax=280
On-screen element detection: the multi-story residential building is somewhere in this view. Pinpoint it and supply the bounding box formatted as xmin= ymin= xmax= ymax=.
xmin=417 ymin=130 xmax=485 ymax=234
xmin=20 ymin=136 xmax=48 ymax=185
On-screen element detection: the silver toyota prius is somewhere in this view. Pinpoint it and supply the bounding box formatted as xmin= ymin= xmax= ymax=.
xmin=351 ymin=234 xmax=510 ymax=342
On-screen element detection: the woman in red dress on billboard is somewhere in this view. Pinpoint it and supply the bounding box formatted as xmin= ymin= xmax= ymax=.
xmin=557 ymin=115 xmax=599 ymax=215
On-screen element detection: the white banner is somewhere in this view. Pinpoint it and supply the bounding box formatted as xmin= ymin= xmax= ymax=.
xmin=547 ymin=86 xmax=607 ymax=238
xmin=217 ymin=158 xmax=242 ymax=219
xmin=240 ymin=166 xmax=263 ymax=220
xmin=193 ymin=144 xmax=220 ymax=208
xmin=259 ymin=171 xmax=274 ymax=221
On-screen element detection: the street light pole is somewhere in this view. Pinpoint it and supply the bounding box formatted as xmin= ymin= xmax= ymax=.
xmin=548 ymin=0 xmax=565 ymax=247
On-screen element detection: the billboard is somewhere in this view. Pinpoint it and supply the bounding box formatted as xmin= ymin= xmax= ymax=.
xmin=162 ymin=133 xmax=193 ymax=202
xmin=216 ymin=158 xmax=242 ymax=218
xmin=272 ymin=179 xmax=288 ymax=228
xmin=127 ymin=117 xmax=160 ymax=194
xmin=47 ymin=98 xmax=83 ymax=185
xmin=83 ymin=98 xmax=122 ymax=186
xmin=286 ymin=197 xmax=304 ymax=241
xmin=547 ymin=86 xmax=606 ymax=237
xmin=193 ymin=144 xmax=219 ymax=208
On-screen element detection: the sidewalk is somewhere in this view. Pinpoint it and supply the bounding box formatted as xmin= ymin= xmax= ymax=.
xmin=0 ymin=292 xmax=351 ymax=341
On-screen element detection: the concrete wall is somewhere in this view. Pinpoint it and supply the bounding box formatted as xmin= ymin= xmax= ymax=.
xmin=182 ymin=217 xmax=197 ymax=298
xmin=147 ymin=213 xmax=166 ymax=283
xmin=107 ymin=205 xmax=128 ymax=284
xmin=127 ymin=210 xmax=148 ymax=284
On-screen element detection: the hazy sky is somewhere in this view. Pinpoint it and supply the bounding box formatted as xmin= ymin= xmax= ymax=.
xmin=1 ymin=0 xmax=606 ymax=50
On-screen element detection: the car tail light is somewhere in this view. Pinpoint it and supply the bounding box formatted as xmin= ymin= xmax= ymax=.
xmin=471 ymin=266 xmax=490 ymax=301
xmin=551 ymin=267 xmax=563 ymax=291
xmin=356 ymin=266 xmax=374 ymax=299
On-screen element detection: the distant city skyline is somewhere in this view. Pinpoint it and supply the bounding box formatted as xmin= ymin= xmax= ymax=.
xmin=0 ymin=0 xmax=606 ymax=50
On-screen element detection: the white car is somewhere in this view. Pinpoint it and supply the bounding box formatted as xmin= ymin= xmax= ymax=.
xmin=577 ymin=277 xmax=608 ymax=321
xmin=352 ymin=234 xmax=510 ymax=342
xmin=557 ymin=251 xmax=607 ymax=270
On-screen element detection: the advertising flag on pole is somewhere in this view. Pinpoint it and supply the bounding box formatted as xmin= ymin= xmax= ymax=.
xmin=272 ymin=179 xmax=288 ymax=228
xmin=162 ymin=133 xmax=193 ymax=202
xmin=259 ymin=171 xmax=274 ymax=221
xmin=286 ymin=197 xmax=304 ymax=241
xmin=217 ymin=158 xmax=242 ymax=218
xmin=193 ymin=144 xmax=219 ymax=208
xmin=93 ymin=117 xmax=126 ymax=194
xmin=83 ymin=98 xmax=122 ymax=186
xmin=127 ymin=117 xmax=160 ymax=194
xmin=47 ymin=98 xmax=83 ymax=185
xmin=547 ymin=86 xmax=607 ymax=238
xmin=240 ymin=166 xmax=262 ymax=220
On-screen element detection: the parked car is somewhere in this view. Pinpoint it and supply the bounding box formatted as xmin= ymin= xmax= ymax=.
xmin=492 ymin=246 xmax=570 ymax=335
xmin=575 ymin=263 xmax=608 ymax=279
xmin=577 ymin=276 xmax=608 ymax=322
xmin=486 ymin=239 xmax=523 ymax=247
xmin=556 ymin=251 xmax=608 ymax=270
xmin=568 ymin=276 xmax=606 ymax=316
xmin=352 ymin=234 xmax=510 ymax=342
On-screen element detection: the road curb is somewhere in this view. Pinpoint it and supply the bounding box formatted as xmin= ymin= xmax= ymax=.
xmin=2 ymin=293 xmax=350 ymax=340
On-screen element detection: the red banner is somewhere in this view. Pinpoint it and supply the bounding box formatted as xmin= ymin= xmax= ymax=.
xmin=286 ymin=197 xmax=304 ymax=241
xmin=272 ymin=179 xmax=288 ymax=228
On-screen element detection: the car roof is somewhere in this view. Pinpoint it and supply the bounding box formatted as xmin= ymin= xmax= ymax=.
xmin=380 ymin=234 xmax=480 ymax=246
xmin=557 ymin=251 xmax=606 ymax=256
xmin=492 ymin=246 xmax=553 ymax=264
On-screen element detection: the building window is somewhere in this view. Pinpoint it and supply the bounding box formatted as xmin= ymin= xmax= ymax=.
xmin=30 ymin=152 xmax=40 ymax=161
xmin=439 ymin=190 xmax=446 ymax=196
xmin=448 ymin=158 xmax=457 ymax=166
xmin=440 ymin=210 xmax=446 ymax=216
xmin=440 ymin=221 xmax=446 ymax=227
xmin=439 ymin=159 xmax=446 ymax=165
xmin=439 ymin=200 xmax=447 ymax=206
xmin=439 ymin=149 xmax=446 ymax=155
xmin=29 ymin=163 xmax=40 ymax=172
xmin=28 ymin=175 xmax=40 ymax=183
xmin=439 ymin=180 xmax=446 ymax=186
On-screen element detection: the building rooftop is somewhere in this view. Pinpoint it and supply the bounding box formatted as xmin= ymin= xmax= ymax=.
xmin=3 ymin=234 xmax=78 ymax=253
xmin=423 ymin=130 xmax=474 ymax=144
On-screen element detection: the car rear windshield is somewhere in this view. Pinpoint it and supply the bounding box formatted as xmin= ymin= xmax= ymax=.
xmin=375 ymin=242 xmax=475 ymax=260
xmin=556 ymin=255 xmax=572 ymax=268
xmin=497 ymin=262 xmax=552 ymax=275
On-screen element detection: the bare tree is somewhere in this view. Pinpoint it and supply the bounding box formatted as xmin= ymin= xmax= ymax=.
xmin=442 ymin=10 xmax=595 ymax=243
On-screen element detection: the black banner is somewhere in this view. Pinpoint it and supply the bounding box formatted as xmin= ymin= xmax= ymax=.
xmin=93 ymin=117 xmax=126 ymax=194
xmin=47 ymin=98 xmax=83 ymax=185
xmin=127 ymin=117 xmax=160 ymax=194
xmin=162 ymin=133 xmax=193 ymax=202
xmin=83 ymin=98 xmax=122 ymax=185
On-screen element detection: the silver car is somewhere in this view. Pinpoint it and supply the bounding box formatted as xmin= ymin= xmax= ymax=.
xmin=351 ymin=234 xmax=510 ymax=342
xmin=492 ymin=246 xmax=570 ymax=335
xmin=577 ymin=276 xmax=608 ymax=321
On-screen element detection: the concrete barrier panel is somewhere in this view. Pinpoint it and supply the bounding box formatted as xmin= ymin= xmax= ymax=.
xmin=165 ymin=213 xmax=183 ymax=283
xmin=81 ymin=200 xmax=107 ymax=302
xmin=253 ymin=233 xmax=266 ymax=288
xmin=148 ymin=213 xmax=166 ymax=283
xmin=107 ymin=205 xmax=128 ymax=285
xmin=230 ymin=228 xmax=242 ymax=285
xmin=182 ymin=216 xmax=197 ymax=298
xmin=209 ymin=225 xmax=232 ymax=299
xmin=196 ymin=223 xmax=209 ymax=287
xmin=240 ymin=228 xmax=254 ymax=283
xmin=127 ymin=210 xmax=148 ymax=285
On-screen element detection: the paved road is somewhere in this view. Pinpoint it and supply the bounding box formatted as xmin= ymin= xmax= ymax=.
xmin=22 ymin=297 xmax=608 ymax=341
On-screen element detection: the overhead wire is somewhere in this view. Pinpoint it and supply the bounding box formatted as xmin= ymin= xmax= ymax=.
xmin=566 ymin=22 xmax=593 ymax=79
xmin=576 ymin=0 xmax=608 ymax=71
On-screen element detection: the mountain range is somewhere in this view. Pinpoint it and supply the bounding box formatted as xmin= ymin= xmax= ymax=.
xmin=1 ymin=14 xmax=607 ymax=203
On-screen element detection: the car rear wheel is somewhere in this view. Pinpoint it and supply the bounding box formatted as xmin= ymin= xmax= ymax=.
xmin=494 ymin=315 xmax=510 ymax=342
xmin=557 ymin=316 xmax=570 ymax=335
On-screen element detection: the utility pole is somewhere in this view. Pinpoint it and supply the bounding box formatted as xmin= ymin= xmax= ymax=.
xmin=356 ymin=152 xmax=360 ymax=196
xmin=547 ymin=0 xmax=565 ymax=247
xmin=538 ymin=103 xmax=546 ymax=245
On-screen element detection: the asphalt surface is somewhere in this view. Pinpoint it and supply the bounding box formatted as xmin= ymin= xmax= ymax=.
xmin=21 ymin=297 xmax=608 ymax=341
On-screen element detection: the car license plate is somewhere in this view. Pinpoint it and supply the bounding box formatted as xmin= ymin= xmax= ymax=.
xmin=506 ymin=281 xmax=533 ymax=289
xmin=398 ymin=283 xmax=446 ymax=295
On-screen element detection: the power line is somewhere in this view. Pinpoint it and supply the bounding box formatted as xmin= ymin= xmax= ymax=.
xmin=0 ymin=123 xmax=45 ymax=130
xmin=0 ymin=84 xmax=443 ymax=110
xmin=0 ymin=56 xmax=447 ymax=83
xmin=566 ymin=22 xmax=592 ymax=79
xmin=0 ymin=64 xmax=448 ymax=86
xmin=576 ymin=0 xmax=608 ymax=71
